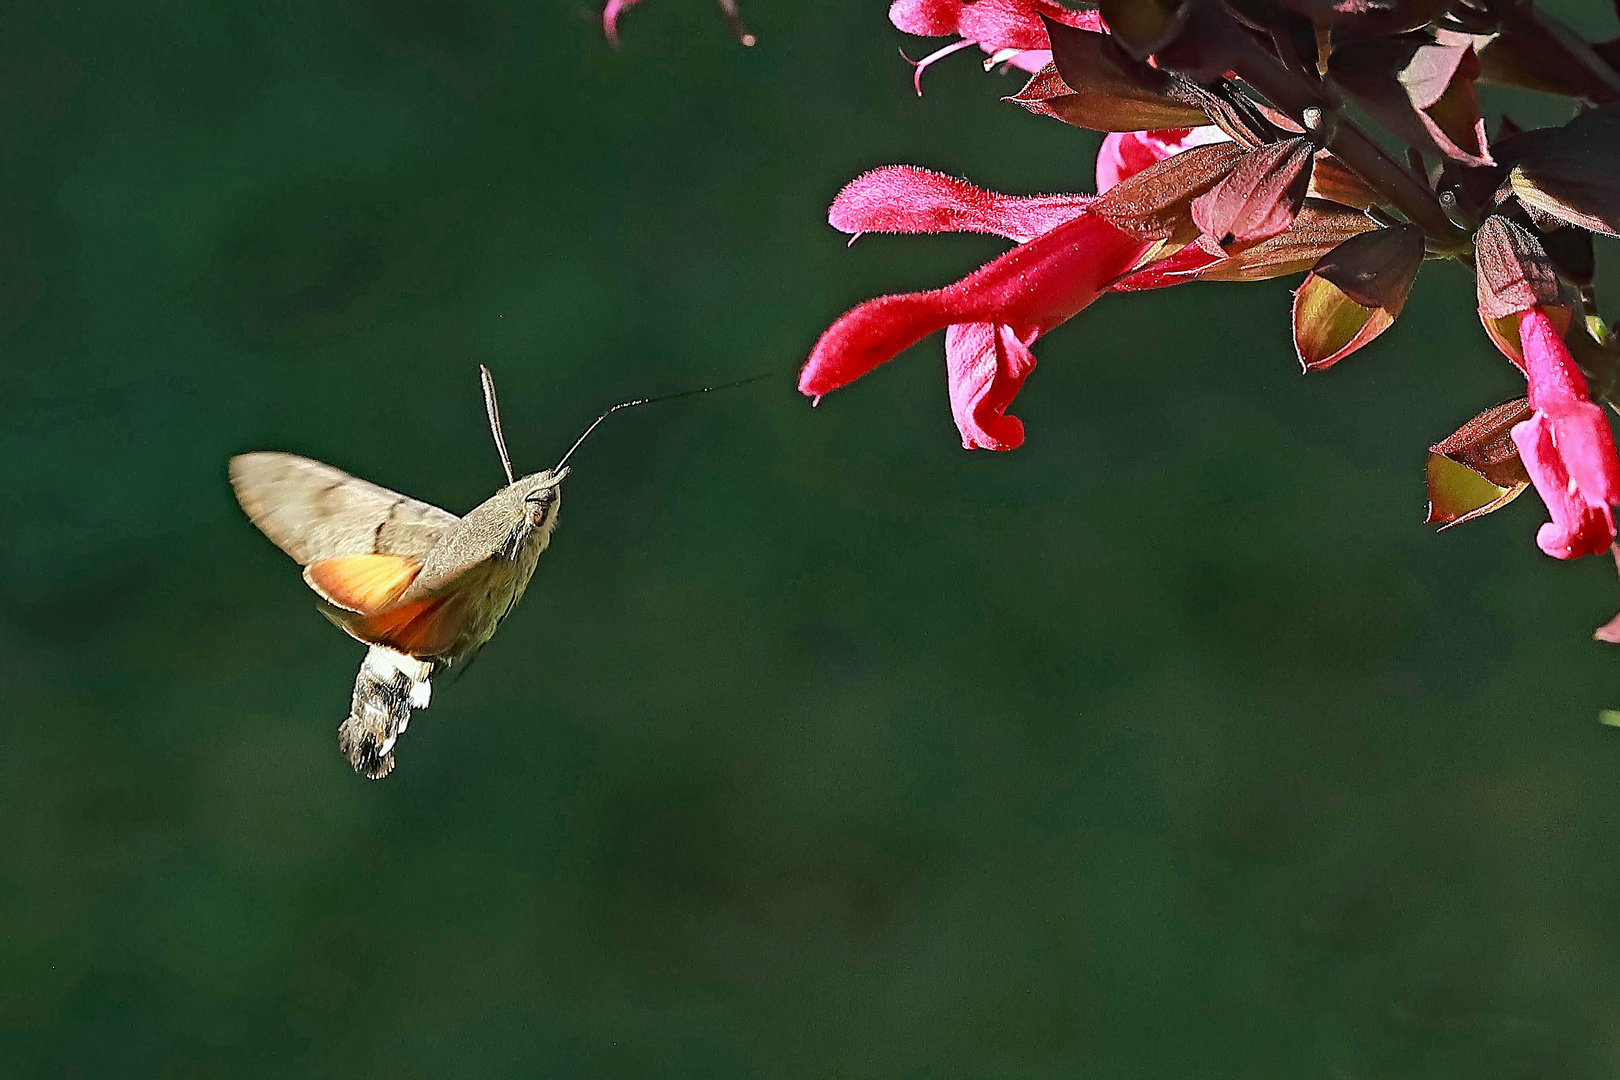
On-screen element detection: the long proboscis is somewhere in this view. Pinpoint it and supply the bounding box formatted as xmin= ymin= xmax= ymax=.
xmin=553 ymin=371 xmax=775 ymax=473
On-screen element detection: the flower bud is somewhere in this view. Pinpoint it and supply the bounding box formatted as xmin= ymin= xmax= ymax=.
xmin=1424 ymin=398 xmax=1533 ymax=528
xmin=1292 ymin=223 xmax=1424 ymax=371
xmin=1473 ymin=215 xmax=1572 ymax=367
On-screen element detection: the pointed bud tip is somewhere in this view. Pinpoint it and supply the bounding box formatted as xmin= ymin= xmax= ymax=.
xmin=1425 ymin=451 xmax=1527 ymax=529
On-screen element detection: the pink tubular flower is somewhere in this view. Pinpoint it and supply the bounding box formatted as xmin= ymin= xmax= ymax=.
xmin=803 ymin=210 xmax=1152 ymax=450
xmin=802 ymin=167 xmax=1156 ymax=450
xmin=891 ymin=0 xmax=1103 ymax=91
xmin=805 ymin=127 xmax=1222 ymax=449
xmin=1508 ymin=308 xmax=1620 ymax=559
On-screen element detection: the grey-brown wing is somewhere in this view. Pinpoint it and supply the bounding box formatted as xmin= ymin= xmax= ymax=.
xmin=229 ymin=451 xmax=460 ymax=565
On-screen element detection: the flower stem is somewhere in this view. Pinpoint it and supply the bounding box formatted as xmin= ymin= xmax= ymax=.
xmin=1226 ymin=36 xmax=1469 ymax=249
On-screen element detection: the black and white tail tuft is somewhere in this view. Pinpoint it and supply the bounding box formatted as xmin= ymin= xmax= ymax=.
xmin=338 ymin=646 xmax=433 ymax=779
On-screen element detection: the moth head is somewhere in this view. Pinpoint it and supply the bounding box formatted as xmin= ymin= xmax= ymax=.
xmin=520 ymin=467 xmax=568 ymax=526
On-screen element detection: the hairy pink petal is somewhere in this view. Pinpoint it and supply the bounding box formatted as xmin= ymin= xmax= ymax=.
xmin=801 ymin=210 xmax=1153 ymax=399
xmin=893 ymin=0 xmax=1101 ymax=46
xmin=890 ymin=0 xmax=965 ymax=36
xmin=946 ymin=323 xmax=1038 ymax=450
xmin=958 ymin=0 xmax=1101 ymax=48
xmin=830 ymin=166 xmax=1092 ymax=243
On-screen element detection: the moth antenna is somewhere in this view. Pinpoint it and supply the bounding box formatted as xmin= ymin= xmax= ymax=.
xmin=554 ymin=370 xmax=776 ymax=472
xmin=480 ymin=365 xmax=516 ymax=486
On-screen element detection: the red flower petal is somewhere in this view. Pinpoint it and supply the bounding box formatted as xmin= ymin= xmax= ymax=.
xmin=1512 ymin=412 xmax=1617 ymax=559
xmin=889 ymin=0 xmax=966 ymax=36
xmin=890 ymin=0 xmax=1102 ymax=46
xmin=1521 ymin=306 xmax=1592 ymax=412
xmin=958 ymin=0 xmax=1098 ymax=50
xmin=1110 ymin=244 xmax=1223 ymax=290
xmin=1521 ymin=309 xmax=1620 ymax=506
xmin=801 ymin=209 xmax=1154 ymax=399
xmin=946 ymin=323 xmax=1038 ymax=449
xmin=893 ymin=0 xmax=1104 ymax=90
xmin=1552 ymin=401 xmax=1620 ymax=510
xmin=799 ymin=292 xmax=952 ymax=399
xmin=1097 ymin=131 xmax=1182 ymax=194
xmin=829 ymin=166 xmax=1092 ymax=243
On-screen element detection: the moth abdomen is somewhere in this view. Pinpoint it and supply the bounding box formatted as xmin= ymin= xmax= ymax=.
xmin=339 ymin=646 xmax=434 ymax=779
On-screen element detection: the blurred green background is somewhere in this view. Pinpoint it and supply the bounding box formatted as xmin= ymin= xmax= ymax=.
xmin=7 ymin=0 xmax=1620 ymax=1075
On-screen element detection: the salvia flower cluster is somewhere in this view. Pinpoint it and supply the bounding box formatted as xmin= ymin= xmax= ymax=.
xmin=610 ymin=1 xmax=1620 ymax=587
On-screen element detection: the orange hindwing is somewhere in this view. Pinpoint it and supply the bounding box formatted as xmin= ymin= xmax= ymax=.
xmin=304 ymin=554 xmax=422 ymax=614
xmin=345 ymin=594 xmax=469 ymax=657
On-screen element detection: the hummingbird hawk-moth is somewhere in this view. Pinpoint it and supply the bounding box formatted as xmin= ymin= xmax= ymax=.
xmin=230 ymin=366 xmax=741 ymax=779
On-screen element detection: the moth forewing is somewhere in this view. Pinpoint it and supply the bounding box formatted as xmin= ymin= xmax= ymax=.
xmin=228 ymin=452 xmax=458 ymax=565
